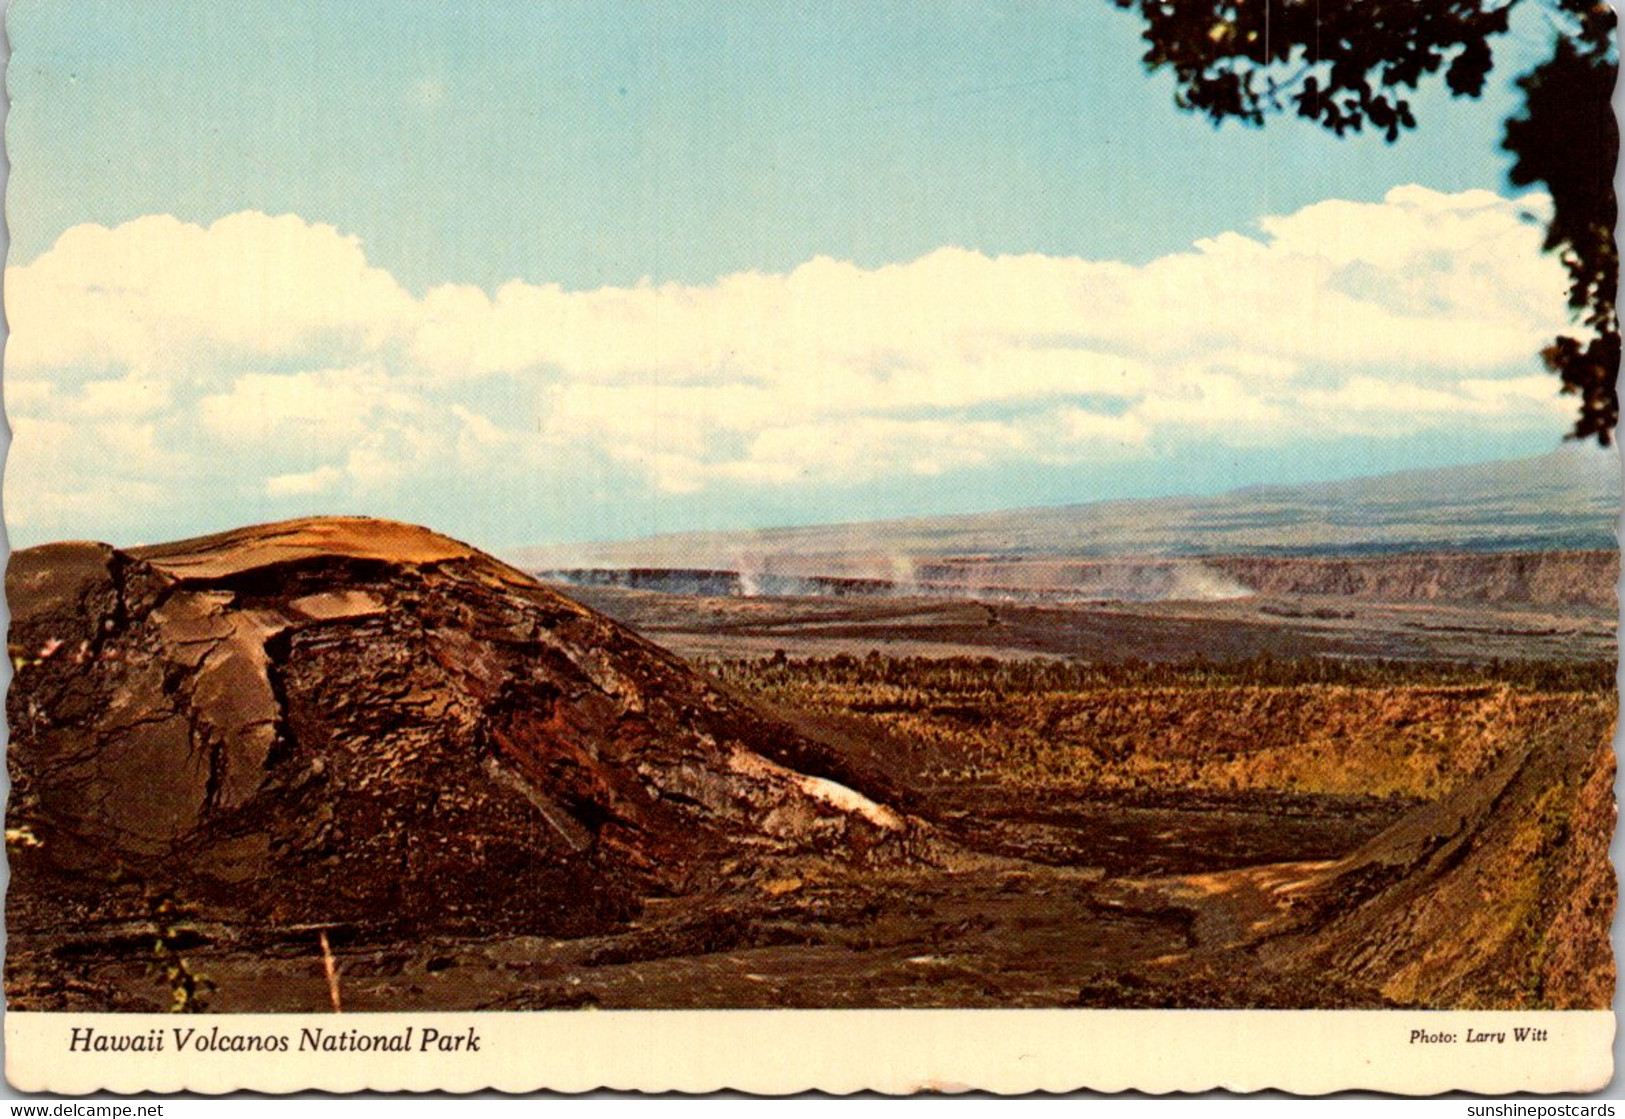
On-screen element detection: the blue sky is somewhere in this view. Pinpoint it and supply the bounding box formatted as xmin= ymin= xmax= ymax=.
xmin=5 ymin=0 xmax=1612 ymax=549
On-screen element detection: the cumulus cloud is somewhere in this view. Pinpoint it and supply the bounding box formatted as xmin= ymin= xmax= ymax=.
xmin=3 ymin=186 xmax=1578 ymax=540
xmin=9 ymin=212 xmax=414 ymax=381
xmin=266 ymin=465 xmax=346 ymax=498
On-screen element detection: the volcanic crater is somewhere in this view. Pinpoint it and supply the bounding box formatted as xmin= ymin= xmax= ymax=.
xmin=5 ymin=516 xmax=1614 ymax=1011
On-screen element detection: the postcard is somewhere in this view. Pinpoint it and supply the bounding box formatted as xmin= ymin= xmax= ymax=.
xmin=3 ymin=0 xmax=1618 ymax=1096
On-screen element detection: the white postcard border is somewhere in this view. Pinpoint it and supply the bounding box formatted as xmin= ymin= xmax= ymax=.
xmin=5 ymin=1009 xmax=1613 ymax=1096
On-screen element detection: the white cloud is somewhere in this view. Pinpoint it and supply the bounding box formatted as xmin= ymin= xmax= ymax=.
xmin=74 ymin=373 xmax=173 ymax=419
xmin=744 ymin=416 xmax=1031 ymax=485
xmin=196 ymin=364 xmax=424 ymax=448
xmin=1298 ymin=372 xmax=1575 ymax=437
xmin=1134 ymin=372 xmax=1289 ymax=437
xmin=1056 ymin=407 xmax=1152 ymax=450
xmin=4 ymin=415 xmax=178 ymax=531
xmin=3 ymin=187 xmax=1580 ymax=540
xmin=7 ymin=211 xmax=413 ymax=380
xmin=266 ymin=465 xmax=346 ymax=498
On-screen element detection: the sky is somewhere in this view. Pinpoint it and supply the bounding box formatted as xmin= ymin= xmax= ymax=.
xmin=4 ymin=0 xmax=1615 ymax=549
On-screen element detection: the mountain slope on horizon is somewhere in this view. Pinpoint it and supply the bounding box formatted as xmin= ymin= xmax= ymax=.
xmin=514 ymin=447 xmax=1622 ymax=569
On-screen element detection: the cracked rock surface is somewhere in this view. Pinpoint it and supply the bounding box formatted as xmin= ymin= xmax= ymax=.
xmin=7 ymin=517 xmax=921 ymax=941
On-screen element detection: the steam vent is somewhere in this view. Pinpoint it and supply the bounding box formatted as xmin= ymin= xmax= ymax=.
xmin=6 ymin=518 xmax=917 ymax=940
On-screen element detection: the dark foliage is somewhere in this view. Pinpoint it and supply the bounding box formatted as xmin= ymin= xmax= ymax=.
xmin=1504 ymin=27 xmax=1620 ymax=441
xmin=711 ymin=651 xmax=1617 ymax=695
xmin=1110 ymin=0 xmax=1619 ymax=443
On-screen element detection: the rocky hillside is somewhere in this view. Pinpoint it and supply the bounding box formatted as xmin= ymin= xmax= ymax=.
xmin=6 ymin=518 xmax=920 ymax=942
xmin=1273 ymin=727 xmax=1616 ymax=1008
xmin=519 ymin=447 xmax=1620 ymax=568
xmin=1086 ymin=715 xmax=1616 ymax=1009
xmin=1208 ymin=551 xmax=1619 ymax=609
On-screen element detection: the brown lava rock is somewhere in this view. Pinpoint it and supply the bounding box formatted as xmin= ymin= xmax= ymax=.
xmin=7 ymin=518 xmax=917 ymax=941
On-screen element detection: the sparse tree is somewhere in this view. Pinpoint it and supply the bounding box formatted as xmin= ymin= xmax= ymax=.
xmin=1109 ymin=0 xmax=1619 ymax=443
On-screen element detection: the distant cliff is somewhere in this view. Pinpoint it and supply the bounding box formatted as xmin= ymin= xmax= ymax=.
xmin=1207 ymin=551 xmax=1619 ymax=610
xmin=541 ymin=551 xmax=1619 ymax=610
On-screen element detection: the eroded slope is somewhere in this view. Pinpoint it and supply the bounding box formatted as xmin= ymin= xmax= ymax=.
xmin=6 ymin=518 xmax=921 ymax=945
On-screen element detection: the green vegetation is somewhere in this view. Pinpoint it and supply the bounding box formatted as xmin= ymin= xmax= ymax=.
xmin=711 ymin=654 xmax=1617 ymax=800
xmin=710 ymin=652 xmax=1615 ymax=693
xmin=146 ymin=892 xmax=214 ymax=1014
xmin=1111 ymin=0 xmax=1619 ymax=443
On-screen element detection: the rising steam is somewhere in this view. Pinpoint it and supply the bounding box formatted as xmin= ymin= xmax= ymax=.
xmin=539 ymin=556 xmax=1256 ymax=604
